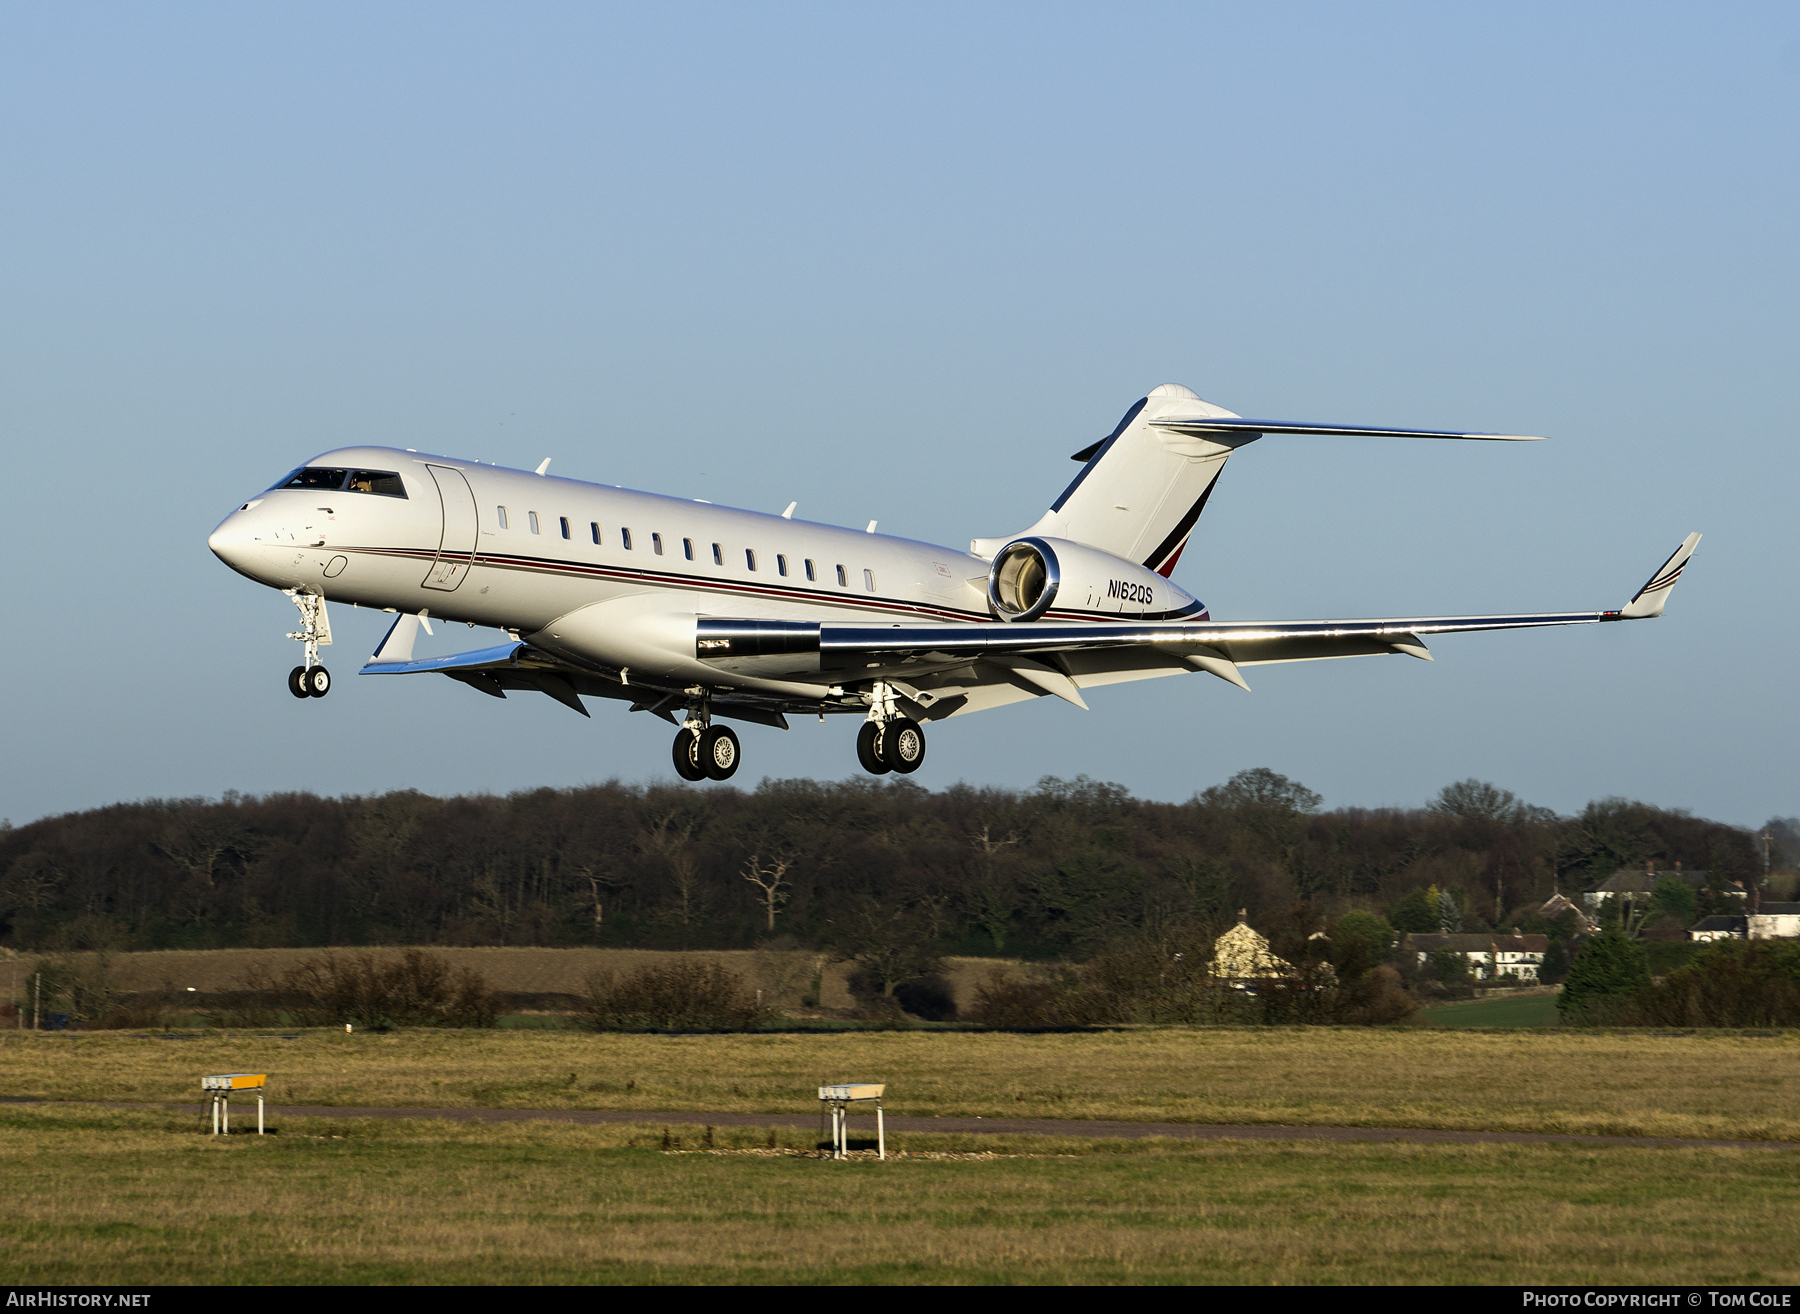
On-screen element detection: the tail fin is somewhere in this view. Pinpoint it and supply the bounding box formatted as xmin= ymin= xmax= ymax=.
xmin=975 ymin=384 xmax=1250 ymax=576
xmin=973 ymin=384 xmax=1548 ymax=575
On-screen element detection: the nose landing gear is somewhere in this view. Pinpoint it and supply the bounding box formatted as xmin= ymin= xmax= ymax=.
xmin=283 ymin=589 xmax=332 ymax=699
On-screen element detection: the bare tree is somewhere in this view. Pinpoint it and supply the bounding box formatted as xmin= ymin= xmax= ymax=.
xmin=640 ymin=811 xmax=705 ymax=934
xmin=154 ymin=818 xmax=241 ymax=892
xmin=828 ymin=895 xmax=942 ymax=997
xmin=964 ymin=826 xmax=1020 ymax=952
xmin=741 ymin=853 xmax=793 ymax=933
xmin=575 ymin=865 xmax=631 ymax=936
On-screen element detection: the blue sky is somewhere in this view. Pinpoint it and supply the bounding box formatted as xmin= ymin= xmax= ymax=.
xmin=3 ymin=3 xmax=1796 ymax=826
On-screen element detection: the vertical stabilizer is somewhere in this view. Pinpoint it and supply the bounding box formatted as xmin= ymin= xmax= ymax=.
xmin=982 ymin=384 xmax=1254 ymax=576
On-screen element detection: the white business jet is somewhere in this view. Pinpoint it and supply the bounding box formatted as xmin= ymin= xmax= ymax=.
xmin=208 ymin=383 xmax=1700 ymax=782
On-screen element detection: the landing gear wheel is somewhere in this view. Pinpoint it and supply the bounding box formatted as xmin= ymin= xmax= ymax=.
xmin=672 ymin=728 xmax=706 ymax=781
xmin=856 ymin=722 xmax=892 ymax=775
xmin=305 ymin=666 xmax=331 ymax=697
xmin=288 ymin=666 xmax=310 ymax=699
xmin=886 ymin=718 xmax=926 ymax=773
xmin=699 ymin=725 xmax=740 ymax=781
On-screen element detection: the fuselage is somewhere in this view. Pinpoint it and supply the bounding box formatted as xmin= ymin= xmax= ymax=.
xmin=208 ymin=446 xmax=1201 ymax=693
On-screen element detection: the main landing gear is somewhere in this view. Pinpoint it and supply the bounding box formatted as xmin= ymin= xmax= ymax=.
xmin=287 ymin=665 xmax=331 ymax=698
xmin=856 ymin=682 xmax=925 ymax=776
xmin=671 ymin=695 xmax=740 ymax=782
xmin=283 ymin=589 xmax=332 ymax=699
xmin=664 ymin=685 xmax=929 ymax=784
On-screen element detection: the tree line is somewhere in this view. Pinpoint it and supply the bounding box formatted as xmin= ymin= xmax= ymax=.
xmin=1 ymin=769 xmax=1785 ymax=961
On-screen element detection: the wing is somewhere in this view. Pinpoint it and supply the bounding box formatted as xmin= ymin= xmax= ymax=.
xmin=358 ymin=534 xmax=1700 ymax=724
xmin=695 ymin=533 xmax=1702 ymax=716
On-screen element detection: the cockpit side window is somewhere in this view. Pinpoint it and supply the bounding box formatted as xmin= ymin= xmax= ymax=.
xmin=274 ymin=467 xmax=348 ymax=491
xmin=346 ymin=470 xmax=407 ymax=498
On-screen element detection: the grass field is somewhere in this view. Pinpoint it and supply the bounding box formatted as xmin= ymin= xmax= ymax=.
xmin=1424 ymin=992 xmax=1561 ymax=1029
xmin=5 ymin=1026 xmax=1798 ymax=1141
xmin=1 ymin=1104 xmax=1795 ymax=1285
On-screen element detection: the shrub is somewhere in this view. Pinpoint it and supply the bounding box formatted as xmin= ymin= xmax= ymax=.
xmin=1331 ymin=965 xmax=1420 ymax=1026
xmin=1537 ymin=938 xmax=1569 ymax=985
xmin=221 ymin=950 xmax=503 ymax=1029
xmin=577 ymin=960 xmax=766 ymax=1031
xmin=965 ymin=972 xmax=1065 ymax=1028
xmin=1333 ymin=910 xmax=1398 ymax=963
xmin=1427 ymin=949 xmax=1476 ymax=1000
xmin=1558 ymin=928 xmax=1650 ymax=1025
xmin=1624 ymin=940 xmax=1800 ymax=1027
xmin=892 ymin=973 xmax=957 ymax=1021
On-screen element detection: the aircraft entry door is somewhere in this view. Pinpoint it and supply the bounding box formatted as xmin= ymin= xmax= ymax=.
xmin=422 ymin=465 xmax=479 ymax=591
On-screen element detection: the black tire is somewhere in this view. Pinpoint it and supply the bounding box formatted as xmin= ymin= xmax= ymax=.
xmin=305 ymin=666 xmax=331 ymax=697
xmin=856 ymin=721 xmax=891 ymax=775
xmin=700 ymin=725 xmax=740 ymax=780
xmin=288 ymin=666 xmax=310 ymax=699
xmin=672 ymin=728 xmax=705 ymax=781
xmin=887 ymin=718 xmax=926 ymax=773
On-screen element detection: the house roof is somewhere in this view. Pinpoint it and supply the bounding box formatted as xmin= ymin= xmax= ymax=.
xmin=1753 ymin=903 xmax=1800 ymax=916
xmin=1404 ymin=933 xmax=1547 ymax=954
xmin=1584 ymin=870 xmax=1710 ymax=895
xmin=1210 ymin=920 xmax=1292 ymax=979
xmin=1690 ymin=915 xmax=1747 ymax=933
xmin=1492 ymin=935 xmax=1549 ymax=953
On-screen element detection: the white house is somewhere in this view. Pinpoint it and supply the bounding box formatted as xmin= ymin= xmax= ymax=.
xmin=1404 ymin=932 xmax=1549 ymax=982
xmin=1688 ymin=903 xmax=1800 ymax=942
xmin=1749 ymin=902 xmax=1800 ymax=939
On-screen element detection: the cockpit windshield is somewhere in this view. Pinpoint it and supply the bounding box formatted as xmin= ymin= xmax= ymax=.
xmin=347 ymin=470 xmax=407 ymax=496
xmin=273 ymin=467 xmax=348 ymax=491
xmin=268 ymin=467 xmax=407 ymax=498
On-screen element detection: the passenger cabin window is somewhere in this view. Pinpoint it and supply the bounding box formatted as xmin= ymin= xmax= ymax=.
xmin=835 ymin=564 xmax=847 ymax=587
xmin=590 ymin=522 xmax=601 ymax=545
xmin=498 ymin=507 xmax=509 ymax=529
xmin=712 ymin=543 xmax=723 ymax=566
xmin=777 ymin=554 xmax=789 ymax=577
xmin=652 ymin=532 xmax=664 ymax=555
xmin=559 ymin=516 xmax=571 ymax=540
xmin=622 ymin=528 xmax=633 ymax=550
xmin=683 ymin=538 xmax=695 ymax=561
xmin=346 ymin=470 xmax=407 ymax=497
xmin=745 ymin=549 xmax=757 ymax=571
xmin=864 ymin=569 xmax=876 ymax=592
xmin=528 ymin=512 xmax=540 ymax=534
xmin=805 ymin=559 xmax=816 ymax=582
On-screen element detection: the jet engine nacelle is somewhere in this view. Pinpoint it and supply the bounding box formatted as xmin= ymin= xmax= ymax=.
xmin=985 ymin=536 xmax=1198 ymax=622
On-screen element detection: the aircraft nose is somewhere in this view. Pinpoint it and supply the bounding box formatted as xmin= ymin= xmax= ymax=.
xmin=209 ymin=505 xmax=262 ymax=575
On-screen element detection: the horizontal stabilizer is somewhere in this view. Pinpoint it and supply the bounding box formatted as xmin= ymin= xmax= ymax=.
xmin=1147 ymin=418 xmax=1546 ymax=442
xmin=1021 ymin=385 xmax=1548 ymax=581
xmin=1618 ymin=532 xmax=1702 ymax=619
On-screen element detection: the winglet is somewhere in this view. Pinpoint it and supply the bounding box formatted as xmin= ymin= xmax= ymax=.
xmin=1619 ymin=533 xmax=1702 ymax=619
